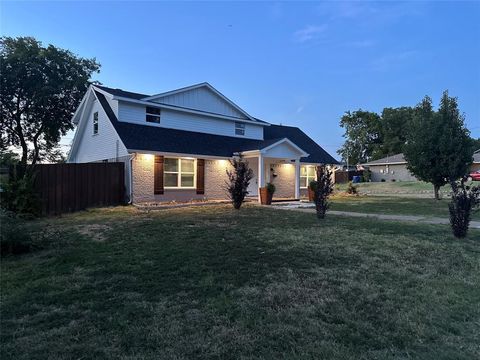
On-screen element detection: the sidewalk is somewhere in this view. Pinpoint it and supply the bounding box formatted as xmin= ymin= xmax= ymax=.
xmin=271 ymin=204 xmax=480 ymax=229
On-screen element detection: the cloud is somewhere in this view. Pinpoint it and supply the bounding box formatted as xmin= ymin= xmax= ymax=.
xmin=296 ymin=106 xmax=304 ymax=113
xmin=294 ymin=24 xmax=327 ymax=43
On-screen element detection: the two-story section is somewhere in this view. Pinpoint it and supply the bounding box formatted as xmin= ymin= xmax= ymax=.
xmin=68 ymin=82 xmax=338 ymax=203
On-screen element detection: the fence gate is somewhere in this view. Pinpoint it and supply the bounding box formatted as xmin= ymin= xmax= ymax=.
xmin=13 ymin=162 xmax=126 ymax=215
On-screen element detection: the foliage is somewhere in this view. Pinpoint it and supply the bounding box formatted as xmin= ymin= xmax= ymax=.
xmin=404 ymin=91 xmax=473 ymax=200
xmin=314 ymin=165 xmax=334 ymax=219
xmin=0 ymin=210 xmax=32 ymax=255
xmin=309 ymin=180 xmax=318 ymax=192
xmin=266 ymin=182 xmax=276 ymax=194
xmin=0 ymin=36 xmax=100 ymax=166
xmin=0 ymin=150 xmax=19 ymax=166
xmin=1 ymin=173 xmax=40 ymax=216
xmin=337 ymin=110 xmax=382 ymax=165
xmin=448 ymin=178 xmax=480 ymax=238
xmin=379 ymin=107 xmax=414 ymax=158
xmin=346 ymin=181 xmax=358 ymax=195
xmin=362 ymin=169 xmax=371 ymax=182
xmin=225 ymin=155 xmax=253 ymax=209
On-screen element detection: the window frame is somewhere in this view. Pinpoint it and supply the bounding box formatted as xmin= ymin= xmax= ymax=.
xmin=164 ymin=157 xmax=196 ymax=189
xmin=300 ymin=165 xmax=316 ymax=189
xmin=93 ymin=111 xmax=99 ymax=135
xmin=235 ymin=121 xmax=246 ymax=136
xmin=146 ymin=106 xmax=161 ymax=124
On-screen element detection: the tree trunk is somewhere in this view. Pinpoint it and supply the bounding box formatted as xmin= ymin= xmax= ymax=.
xmin=434 ymin=184 xmax=440 ymax=200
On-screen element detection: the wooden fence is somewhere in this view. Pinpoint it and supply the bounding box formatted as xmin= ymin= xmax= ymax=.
xmin=334 ymin=170 xmax=364 ymax=184
xmin=9 ymin=163 xmax=126 ymax=215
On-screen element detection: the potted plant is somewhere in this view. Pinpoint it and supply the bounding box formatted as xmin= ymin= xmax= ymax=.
xmin=308 ymin=180 xmax=318 ymax=201
xmin=260 ymin=182 xmax=276 ymax=205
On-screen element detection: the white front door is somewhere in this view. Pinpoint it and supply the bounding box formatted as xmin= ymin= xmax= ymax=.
xmin=246 ymin=157 xmax=258 ymax=196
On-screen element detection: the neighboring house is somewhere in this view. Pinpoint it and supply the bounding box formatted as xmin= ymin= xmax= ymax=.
xmin=68 ymin=82 xmax=338 ymax=203
xmin=472 ymin=149 xmax=480 ymax=173
xmin=362 ymin=153 xmax=417 ymax=182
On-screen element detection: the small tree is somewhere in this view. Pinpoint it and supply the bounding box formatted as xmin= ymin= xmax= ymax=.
xmin=225 ymin=156 xmax=253 ymax=209
xmin=314 ymin=165 xmax=334 ymax=219
xmin=404 ymin=92 xmax=473 ymax=200
xmin=448 ymin=178 xmax=480 ymax=238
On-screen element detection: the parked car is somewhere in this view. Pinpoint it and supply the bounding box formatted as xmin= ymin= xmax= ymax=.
xmin=468 ymin=170 xmax=480 ymax=181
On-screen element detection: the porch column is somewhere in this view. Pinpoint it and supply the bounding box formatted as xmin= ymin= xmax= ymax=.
xmin=258 ymin=154 xmax=265 ymax=202
xmin=294 ymin=158 xmax=300 ymax=199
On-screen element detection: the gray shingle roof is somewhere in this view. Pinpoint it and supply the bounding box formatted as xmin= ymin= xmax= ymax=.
xmin=363 ymin=153 xmax=406 ymax=165
xmin=95 ymin=90 xmax=338 ymax=164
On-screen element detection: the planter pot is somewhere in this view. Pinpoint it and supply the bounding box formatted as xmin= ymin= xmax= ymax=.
xmin=260 ymin=187 xmax=273 ymax=205
xmin=308 ymin=187 xmax=315 ymax=202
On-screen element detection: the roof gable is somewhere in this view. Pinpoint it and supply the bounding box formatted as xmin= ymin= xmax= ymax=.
xmin=142 ymin=83 xmax=253 ymax=120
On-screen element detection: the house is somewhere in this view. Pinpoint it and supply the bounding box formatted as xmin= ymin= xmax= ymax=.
xmin=362 ymin=153 xmax=416 ymax=182
xmin=67 ymin=82 xmax=338 ymax=203
xmin=472 ymin=149 xmax=480 ymax=173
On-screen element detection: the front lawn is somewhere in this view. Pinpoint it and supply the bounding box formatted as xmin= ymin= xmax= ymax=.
xmin=1 ymin=205 xmax=479 ymax=359
xmin=330 ymin=195 xmax=480 ymax=220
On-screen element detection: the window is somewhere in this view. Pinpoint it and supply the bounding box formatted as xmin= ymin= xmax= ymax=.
xmin=235 ymin=122 xmax=245 ymax=136
xmin=93 ymin=112 xmax=98 ymax=134
xmin=164 ymin=158 xmax=195 ymax=188
xmin=146 ymin=106 xmax=161 ymax=123
xmin=300 ymin=166 xmax=316 ymax=188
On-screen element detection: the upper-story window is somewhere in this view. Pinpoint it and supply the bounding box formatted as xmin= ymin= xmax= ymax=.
xmin=235 ymin=122 xmax=245 ymax=136
xmin=146 ymin=106 xmax=161 ymax=123
xmin=93 ymin=111 xmax=99 ymax=135
xmin=300 ymin=166 xmax=316 ymax=188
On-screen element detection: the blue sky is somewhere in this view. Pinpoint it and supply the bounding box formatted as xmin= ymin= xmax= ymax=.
xmin=2 ymin=1 xmax=479 ymax=158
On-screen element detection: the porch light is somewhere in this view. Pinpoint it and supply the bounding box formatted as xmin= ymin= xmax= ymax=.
xmin=141 ymin=153 xmax=154 ymax=161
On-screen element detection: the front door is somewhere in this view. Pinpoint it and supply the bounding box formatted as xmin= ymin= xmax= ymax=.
xmin=246 ymin=157 xmax=258 ymax=196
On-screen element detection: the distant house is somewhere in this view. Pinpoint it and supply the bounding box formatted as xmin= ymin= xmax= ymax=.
xmin=472 ymin=149 xmax=480 ymax=173
xmin=362 ymin=153 xmax=416 ymax=182
xmin=67 ymin=82 xmax=338 ymax=203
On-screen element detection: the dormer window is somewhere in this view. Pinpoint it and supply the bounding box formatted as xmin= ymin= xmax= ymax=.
xmin=93 ymin=111 xmax=98 ymax=134
xmin=146 ymin=106 xmax=161 ymax=123
xmin=235 ymin=122 xmax=245 ymax=136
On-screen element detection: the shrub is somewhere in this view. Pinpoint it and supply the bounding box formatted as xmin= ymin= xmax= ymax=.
xmin=266 ymin=182 xmax=276 ymax=194
xmin=381 ymin=179 xmax=386 ymax=182
xmin=346 ymin=181 xmax=358 ymax=195
xmin=225 ymin=155 xmax=253 ymax=210
xmin=1 ymin=174 xmax=40 ymax=217
xmin=448 ymin=178 xmax=480 ymax=238
xmin=362 ymin=170 xmax=371 ymax=183
xmin=0 ymin=210 xmax=32 ymax=255
xmin=314 ymin=165 xmax=334 ymax=219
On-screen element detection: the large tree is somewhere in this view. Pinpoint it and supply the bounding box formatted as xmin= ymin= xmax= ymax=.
xmin=404 ymin=91 xmax=473 ymax=200
xmin=378 ymin=106 xmax=413 ymax=158
xmin=337 ymin=110 xmax=382 ymax=165
xmin=0 ymin=37 xmax=100 ymax=167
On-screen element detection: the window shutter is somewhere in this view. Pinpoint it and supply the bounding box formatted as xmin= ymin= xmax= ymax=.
xmin=154 ymin=155 xmax=164 ymax=194
xmin=196 ymin=159 xmax=205 ymax=194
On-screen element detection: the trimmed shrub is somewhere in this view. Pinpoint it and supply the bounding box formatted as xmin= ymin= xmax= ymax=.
xmin=266 ymin=182 xmax=276 ymax=194
xmin=0 ymin=210 xmax=32 ymax=256
xmin=225 ymin=156 xmax=253 ymax=210
xmin=314 ymin=165 xmax=334 ymax=219
xmin=347 ymin=181 xmax=358 ymax=195
xmin=448 ymin=178 xmax=480 ymax=238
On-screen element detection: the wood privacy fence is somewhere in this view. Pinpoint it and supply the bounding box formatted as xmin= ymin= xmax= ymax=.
xmin=10 ymin=163 xmax=126 ymax=215
xmin=334 ymin=170 xmax=364 ymax=184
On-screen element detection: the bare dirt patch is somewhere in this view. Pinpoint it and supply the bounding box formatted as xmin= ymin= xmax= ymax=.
xmin=76 ymin=224 xmax=112 ymax=242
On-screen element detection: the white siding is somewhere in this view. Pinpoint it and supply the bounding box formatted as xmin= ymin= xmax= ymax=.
xmin=118 ymin=102 xmax=264 ymax=140
xmin=263 ymin=142 xmax=303 ymax=159
xmin=73 ymin=99 xmax=128 ymax=163
xmin=151 ymin=87 xmax=247 ymax=119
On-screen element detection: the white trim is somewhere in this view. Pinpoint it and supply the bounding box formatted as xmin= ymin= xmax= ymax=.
xmin=300 ymin=165 xmax=316 ymax=189
xmin=110 ymin=95 xmax=268 ymax=126
xmin=141 ymin=82 xmax=256 ymax=121
xmin=128 ymin=149 xmax=230 ymax=161
xmin=364 ymin=162 xmax=407 ymax=166
xmin=68 ymin=89 xmax=96 ymax=162
xmin=260 ymin=138 xmax=309 ymax=157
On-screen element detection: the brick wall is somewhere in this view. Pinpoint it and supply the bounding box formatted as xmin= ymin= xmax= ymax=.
xmin=270 ymin=163 xmax=295 ymax=198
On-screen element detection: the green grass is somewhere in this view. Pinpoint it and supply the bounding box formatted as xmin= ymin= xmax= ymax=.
xmin=335 ymin=181 xmax=466 ymax=195
xmin=330 ymin=195 xmax=480 ymax=220
xmin=1 ymin=205 xmax=480 ymax=359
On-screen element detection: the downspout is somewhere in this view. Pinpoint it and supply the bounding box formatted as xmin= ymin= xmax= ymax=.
xmin=128 ymin=153 xmax=136 ymax=204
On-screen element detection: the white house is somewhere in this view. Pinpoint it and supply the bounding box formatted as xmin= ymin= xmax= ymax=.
xmin=68 ymin=82 xmax=338 ymax=203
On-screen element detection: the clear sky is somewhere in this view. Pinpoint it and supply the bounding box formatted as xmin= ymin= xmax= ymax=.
xmin=2 ymin=1 xmax=479 ymax=159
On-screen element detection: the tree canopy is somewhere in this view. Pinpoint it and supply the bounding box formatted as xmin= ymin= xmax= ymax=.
xmin=0 ymin=36 xmax=100 ymax=166
xmin=404 ymin=91 xmax=473 ymax=199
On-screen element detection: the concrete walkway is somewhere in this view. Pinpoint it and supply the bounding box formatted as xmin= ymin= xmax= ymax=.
xmin=271 ymin=204 xmax=480 ymax=229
